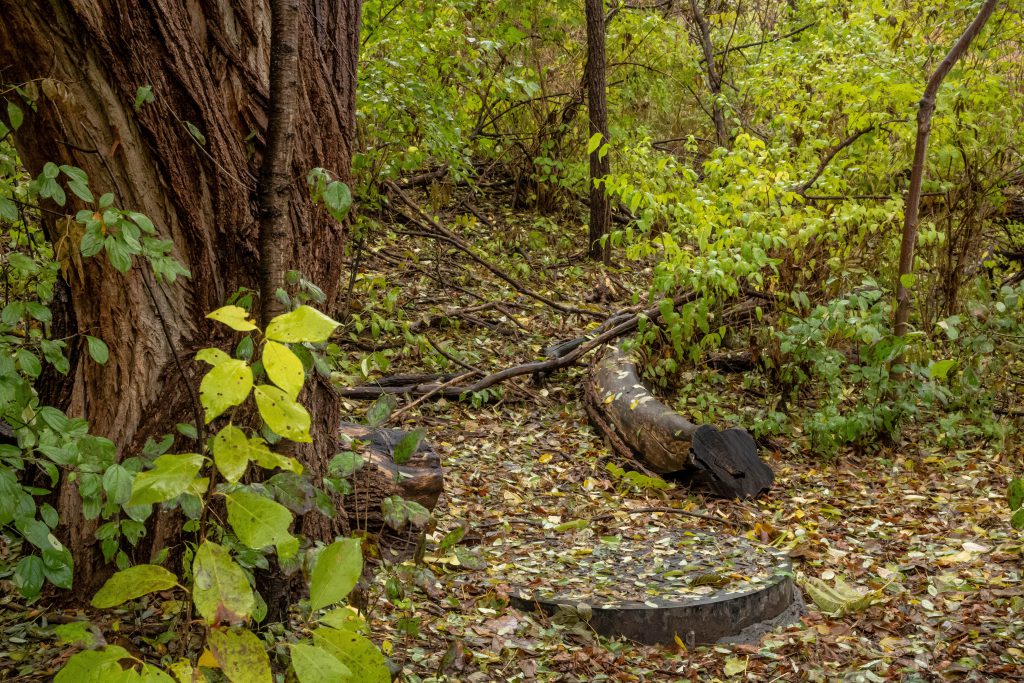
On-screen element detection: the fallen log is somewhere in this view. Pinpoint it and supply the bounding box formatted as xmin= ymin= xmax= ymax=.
xmin=342 ymin=422 xmax=444 ymax=529
xmin=585 ymin=344 xmax=773 ymax=499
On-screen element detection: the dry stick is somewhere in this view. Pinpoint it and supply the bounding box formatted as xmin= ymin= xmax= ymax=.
xmin=384 ymin=180 xmax=605 ymax=319
xmin=338 ymin=293 xmax=696 ymax=399
xmin=386 ymin=370 xmax=481 ymax=423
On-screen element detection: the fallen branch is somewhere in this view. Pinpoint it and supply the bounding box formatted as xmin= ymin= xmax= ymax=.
xmin=337 ymin=293 xmax=696 ymax=400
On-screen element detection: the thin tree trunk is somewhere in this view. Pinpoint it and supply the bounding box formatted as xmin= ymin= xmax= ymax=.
xmin=258 ymin=0 xmax=301 ymax=326
xmin=585 ymin=0 xmax=611 ymax=263
xmin=894 ymin=0 xmax=1000 ymax=336
xmin=0 ymin=0 xmax=362 ymax=597
xmin=689 ymin=0 xmax=727 ymax=146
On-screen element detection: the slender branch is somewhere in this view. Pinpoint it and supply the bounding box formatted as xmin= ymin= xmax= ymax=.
xmin=793 ymin=119 xmax=905 ymax=195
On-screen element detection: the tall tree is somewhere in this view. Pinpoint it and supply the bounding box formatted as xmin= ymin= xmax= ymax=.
xmin=894 ymin=0 xmax=1000 ymax=336
xmin=0 ymin=0 xmax=363 ymax=594
xmin=585 ymin=0 xmax=611 ymax=262
xmin=689 ymin=0 xmax=727 ymax=146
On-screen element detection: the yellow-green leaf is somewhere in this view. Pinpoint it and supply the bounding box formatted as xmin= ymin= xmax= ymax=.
xmin=91 ymin=564 xmax=178 ymax=608
xmin=207 ymin=305 xmax=257 ymax=332
xmin=212 ymin=425 xmax=250 ymax=484
xmin=209 ymin=627 xmax=271 ymax=683
xmin=313 ymin=627 xmax=389 ymax=683
xmin=309 ymin=538 xmax=362 ymax=611
xmin=254 ymin=384 xmax=311 ymax=442
xmin=196 ymin=348 xmax=232 ymax=367
xmin=225 ymin=490 xmax=294 ymax=549
xmin=263 ymin=340 xmax=305 ymax=399
xmin=290 ymin=642 xmax=352 ymax=683
xmin=129 ymin=453 xmax=204 ymax=506
xmin=192 ymin=541 xmax=254 ymax=625
xmin=265 ymin=305 xmax=339 ymax=343
xmin=200 ymin=359 xmax=253 ymax=423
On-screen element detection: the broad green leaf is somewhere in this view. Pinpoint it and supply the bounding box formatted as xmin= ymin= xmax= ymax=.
xmin=587 ymin=132 xmax=603 ymax=155
xmin=200 ymin=359 xmax=253 ymax=423
xmin=102 ymin=464 xmax=133 ymax=505
xmin=196 ymin=348 xmax=232 ymax=366
xmin=129 ymin=453 xmax=204 ymax=506
xmin=899 ymin=273 xmax=916 ymax=289
xmin=92 ymin=564 xmax=178 ymax=608
xmin=7 ymin=101 xmax=23 ymax=130
xmin=322 ymin=181 xmax=353 ymax=222
xmin=213 ymin=425 xmax=250 ymax=484
xmin=14 ymin=555 xmax=44 ymax=599
xmin=290 ymin=642 xmax=352 ymax=683
xmin=54 ymin=645 xmax=132 ymax=683
xmin=800 ymin=576 xmax=879 ymax=616
xmin=392 ymin=428 xmax=425 ymax=465
xmin=313 ymin=627 xmax=389 ymax=683
xmin=193 ymin=541 xmax=254 ymax=625
xmin=254 ymin=384 xmax=311 ymax=442
xmin=929 ymin=359 xmax=956 ymax=380
xmin=1012 ymin=508 xmax=1024 ymax=531
xmin=208 ymin=627 xmax=271 ymax=683
xmin=206 ymin=305 xmax=257 ymax=332
xmin=263 ymin=340 xmax=305 ymax=399
xmin=240 ymin=433 xmax=303 ymax=474
xmin=309 ymin=539 xmax=362 ymax=611
xmin=53 ymin=621 xmax=101 ymax=648
xmin=365 ymin=394 xmax=397 ymax=428
xmin=225 ymin=490 xmax=294 ymax=549
xmin=265 ymin=305 xmax=339 ymax=343
xmin=1009 ymin=478 xmax=1024 ymax=512
xmin=139 ymin=663 xmax=176 ymax=682
xmin=86 ymin=336 xmax=109 ymax=364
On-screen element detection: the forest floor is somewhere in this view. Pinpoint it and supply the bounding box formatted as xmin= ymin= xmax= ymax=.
xmin=1 ymin=190 xmax=1022 ymax=682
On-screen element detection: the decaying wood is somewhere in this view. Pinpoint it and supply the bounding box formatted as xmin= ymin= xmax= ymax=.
xmin=342 ymin=422 xmax=444 ymax=530
xmin=585 ymin=344 xmax=773 ymax=499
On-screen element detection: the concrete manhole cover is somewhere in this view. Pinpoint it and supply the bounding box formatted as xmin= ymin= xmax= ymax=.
xmin=489 ymin=525 xmax=795 ymax=645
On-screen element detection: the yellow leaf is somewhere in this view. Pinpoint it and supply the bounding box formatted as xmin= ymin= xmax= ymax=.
xmin=538 ymin=453 xmax=553 ymax=464
xmin=673 ymin=633 xmax=688 ymax=654
xmin=198 ymin=648 xmax=219 ymax=668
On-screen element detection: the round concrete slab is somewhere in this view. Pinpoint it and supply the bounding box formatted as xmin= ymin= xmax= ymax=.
xmin=497 ymin=528 xmax=796 ymax=645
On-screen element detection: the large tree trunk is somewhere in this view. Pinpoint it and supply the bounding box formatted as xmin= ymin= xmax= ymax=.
xmin=0 ymin=0 xmax=362 ymax=596
xmin=585 ymin=0 xmax=611 ymax=262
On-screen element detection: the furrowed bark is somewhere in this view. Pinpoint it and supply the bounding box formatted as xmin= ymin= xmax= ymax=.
xmin=585 ymin=0 xmax=611 ymax=262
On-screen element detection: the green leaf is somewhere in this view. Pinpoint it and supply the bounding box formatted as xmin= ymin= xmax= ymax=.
xmin=1012 ymin=508 xmax=1024 ymax=531
xmin=184 ymin=121 xmax=206 ymax=146
xmin=392 ymin=428 xmax=425 ymax=465
xmin=206 ymin=305 xmax=258 ymax=332
xmin=53 ymin=621 xmax=101 ymax=648
xmin=14 ymin=555 xmax=44 ymax=599
xmin=234 ymin=432 xmax=302 ymax=474
xmin=313 ymin=627 xmax=390 ymax=683
xmin=290 ymin=642 xmax=353 ymax=683
xmin=263 ymin=340 xmax=305 ymax=399
xmin=587 ymin=132 xmax=603 ymax=155
xmin=196 ymin=348 xmax=232 ymax=366
xmin=929 ymin=359 xmax=957 ymax=380
xmin=900 ymin=273 xmax=916 ymax=289
xmin=134 ymin=85 xmax=155 ymax=112
xmin=322 ymin=181 xmax=353 ymax=222
xmin=129 ymin=453 xmax=204 ymax=506
xmin=213 ymin=425 xmax=250 ymax=484
xmin=254 ymin=384 xmax=311 ymax=442
xmin=91 ymin=564 xmax=178 ymax=608
xmin=309 ymin=539 xmax=362 ymax=611
xmin=7 ymin=101 xmax=23 ymax=131
xmin=200 ymin=359 xmax=254 ymax=423
xmin=193 ymin=541 xmax=254 ymax=625
xmin=208 ymin=627 xmax=272 ymax=683
xmin=265 ymin=305 xmax=339 ymax=343
xmin=366 ymin=394 xmax=397 ymax=428
xmin=86 ymin=336 xmax=109 ymax=364
xmin=225 ymin=490 xmax=294 ymax=549
xmin=1009 ymin=478 xmax=1024 ymax=512
xmin=102 ymin=464 xmax=133 ymax=504
xmin=54 ymin=646 xmax=132 ymax=683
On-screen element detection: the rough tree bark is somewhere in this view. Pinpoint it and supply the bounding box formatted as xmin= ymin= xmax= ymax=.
xmin=0 ymin=0 xmax=363 ymax=596
xmin=585 ymin=0 xmax=611 ymax=263
xmin=894 ymin=0 xmax=1000 ymax=336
